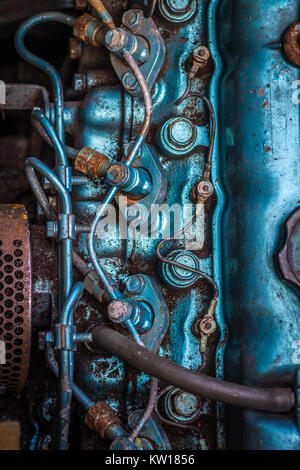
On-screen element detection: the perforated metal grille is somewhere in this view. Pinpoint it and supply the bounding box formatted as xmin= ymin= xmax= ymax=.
xmin=0 ymin=205 xmax=31 ymax=393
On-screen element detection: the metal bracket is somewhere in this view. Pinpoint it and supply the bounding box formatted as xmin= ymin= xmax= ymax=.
xmin=124 ymin=274 xmax=169 ymax=352
xmin=116 ymin=143 xmax=168 ymax=226
xmin=110 ymin=9 xmax=166 ymax=97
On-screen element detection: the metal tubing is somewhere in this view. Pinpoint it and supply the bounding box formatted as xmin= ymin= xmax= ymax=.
xmin=15 ymin=12 xmax=77 ymax=144
xmin=87 ymin=52 xmax=152 ymax=302
xmin=57 ymin=283 xmax=84 ymax=450
xmin=61 ymin=282 xmax=83 ymax=325
xmin=25 ymin=165 xmax=53 ymax=220
xmin=88 ymin=0 xmax=115 ymax=29
xmin=26 ymin=157 xmax=74 ymax=449
xmin=25 ymin=158 xmax=71 ymax=214
xmin=46 ymin=347 xmax=95 ymax=411
xmin=31 ymin=108 xmax=68 ymax=167
xmin=91 ymin=326 xmax=295 ymax=413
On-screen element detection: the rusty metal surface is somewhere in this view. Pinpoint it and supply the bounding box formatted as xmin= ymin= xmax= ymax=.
xmin=0 ymin=204 xmax=31 ymax=393
xmin=283 ymin=22 xmax=300 ymax=66
xmin=0 ymin=84 xmax=49 ymax=111
xmin=84 ymin=401 xmax=121 ymax=438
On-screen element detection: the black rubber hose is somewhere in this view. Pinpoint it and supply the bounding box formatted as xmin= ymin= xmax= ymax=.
xmin=91 ymin=326 xmax=295 ymax=413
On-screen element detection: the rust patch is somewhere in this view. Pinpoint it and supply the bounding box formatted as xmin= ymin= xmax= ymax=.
xmin=0 ymin=204 xmax=32 ymax=393
xmin=84 ymin=401 xmax=121 ymax=438
xmin=283 ymin=22 xmax=300 ymax=66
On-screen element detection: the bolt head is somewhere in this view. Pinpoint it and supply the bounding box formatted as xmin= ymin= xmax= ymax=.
xmin=174 ymin=392 xmax=199 ymax=417
xmin=159 ymin=0 xmax=196 ymax=22
xmin=122 ymin=72 xmax=138 ymax=90
xmin=106 ymin=163 xmax=127 ymax=185
xmin=168 ymin=118 xmax=196 ymax=148
xmin=107 ymin=299 xmax=133 ymax=323
xmin=193 ymin=45 xmax=210 ymax=66
xmin=166 ymin=0 xmax=191 ymax=13
xmin=105 ymin=28 xmax=126 ymax=51
xmin=122 ymin=10 xmax=141 ymax=28
xmin=126 ymin=276 xmax=144 ymax=294
xmin=197 ymin=180 xmax=214 ymax=198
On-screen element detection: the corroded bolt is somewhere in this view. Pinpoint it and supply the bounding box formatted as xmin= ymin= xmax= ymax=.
xmin=165 ymin=0 xmax=191 ymax=14
xmin=122 ymin=72 xmax=137 ymax=90
xmin=167 ymin=118 xmax=196 ymax=148
xmin=105 ymin=28 xmax=127 ymax=51
xmin=173 ymin=392 xmax=199 ymax=417
xmin=122 ymin=10 xmax=141 ymax=28
xmin=199 ymin=315 xmax=217 ymax=335
xmin=107 ymin=299 xmax=133 ymax=323
xmin=84 ymin=401 xmax=122 ymax=439
xmin=196 ymin=180 xmax=214 ymax=200
xmin=106 ymin=163 xmax=128 ymax=185
xmin=193 ymin=45 xmax=210 ymax=67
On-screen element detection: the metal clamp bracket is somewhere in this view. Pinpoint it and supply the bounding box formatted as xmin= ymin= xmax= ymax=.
xmin=110 ymin=9 xmax=166 ymax=96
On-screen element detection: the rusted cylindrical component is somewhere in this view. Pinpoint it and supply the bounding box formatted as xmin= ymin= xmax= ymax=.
xmin=74 ymin=146 xmax=111 ymax=178
xmin=84 ymin=401 xmax=123 ymax=439
xmin=88 ymin=0 xmax=115 ymax=30
xmin=73 ymin=13 xmax=107 ymax=46
xmin=283 ymin=22 xmax=300 ymax=66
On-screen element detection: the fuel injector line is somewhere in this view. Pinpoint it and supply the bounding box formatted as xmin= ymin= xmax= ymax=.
xmin=88 ymin=0 xmax=116 ymax=29
xmin=87 ymin=50 xmax=152 ymax=318
xmin=156 ymin=212 xmax=219 ymax=299
xmin=25 ymin=157 xmax=74 ymax=449
xmin=178 ymin=92 xmax=216 ymax=178
xmin=31 ymin=108 xmax=68 ymax=168
xmin=46 ymin=347 xmax=95 ymax=411
xmin=91 ymin=326 xmax=295 ymax=413
xmin=57 ymin=282 xmax=84 ymax=450
xmin=25 ymin=157 xmax=73 ymax=308
xmin=15 ymin=12 xmax=77 ymax=145
xmin=31 ymin=108 xmax=78 ymax=165
xmin=129 ymin=377 xmax=158 ymax=442
xmin=25 ymin=158 xmax=71 ymax=215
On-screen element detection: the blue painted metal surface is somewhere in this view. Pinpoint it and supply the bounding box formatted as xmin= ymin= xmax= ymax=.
xmin=213 ymin=0 xmax=300 ymax=450
xmin=17 ymin=0 xmax=300 ymax=450
xmin=71 ymin=1 xmax=215 ymax=450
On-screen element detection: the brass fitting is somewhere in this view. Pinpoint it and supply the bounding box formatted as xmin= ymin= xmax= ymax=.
xmin=73 ymin=13 xmax=107 ymax=46
xmin=194 ymin=298 xmax=218 ymax=353
xmin=74 ymin=146 xmax=111 ymax=178
xmin=190 ymin=179 xmax=214 ymax=203
xmin=84 ymin=402 xmax=121 ymax=438
xmin=189 ymin=45 xmax=210 ymax=81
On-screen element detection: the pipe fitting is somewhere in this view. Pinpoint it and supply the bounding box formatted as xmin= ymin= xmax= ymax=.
xmin=84 ymin=401 xmax=124 ymax=439
xmin=74 ymin=146 xmax=111 ymax=178
xmin=106 ymin=163 xmax=152 ymax=199
xmin=73 ymin=13 xmax=107 ymax=46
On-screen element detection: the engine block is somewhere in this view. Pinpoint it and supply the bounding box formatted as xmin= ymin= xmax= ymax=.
xmin=0 ymin=0 xmax=299 ymax=452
